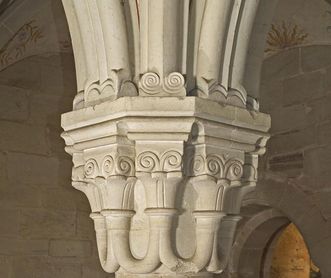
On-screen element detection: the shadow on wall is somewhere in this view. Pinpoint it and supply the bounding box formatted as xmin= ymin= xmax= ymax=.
xmin=0 ymin=52 xmax=112 ymax=277
xmin=252 ymin=44 xmax=331 ymax=277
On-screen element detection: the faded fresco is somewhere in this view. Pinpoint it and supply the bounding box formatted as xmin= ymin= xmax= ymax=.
xmin=266 ymin=0 xmax=331 ymax=56
xmin=0 ymin=0 xmax=71 ymax=71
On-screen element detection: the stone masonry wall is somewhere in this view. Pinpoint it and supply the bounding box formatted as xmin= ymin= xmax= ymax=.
xmin=255 ymin=45 xmax=331 ymax=276
xmin=0 ymin=54 xmax=111 ymax=277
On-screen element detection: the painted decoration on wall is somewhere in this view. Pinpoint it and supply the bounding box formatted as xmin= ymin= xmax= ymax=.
xmin=0 ymin=20 xmax=43 ymax=67
xmin=265 ymin=0 xmax=331 ymax=56
xmin=265 ymin=22 xmax=308 ymax=55
xmin=0 ymin=0 xmax=72 ymax=71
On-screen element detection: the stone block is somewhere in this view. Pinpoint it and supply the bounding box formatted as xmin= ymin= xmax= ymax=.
xmin=0 ymin=122 xmax=49 ymax=155
xmin=282 ymin=71 xmax=324 ymax=106
xmin=268 ymin=152 xmax=303 ymax=178
xmin=0 ymin=256 xmax=12 ymax=278
xmin=77 ymin=212 xmax=95 ymax=239
xmin=39 ymin=57 xmax=76 ymax=96
xmin=305 ymin=95 xmax=331 ymax=125
xmin=261 ymin=48 xmax=300 ymax=82
xmin=46 ymin=125 xmax=69 ymax=157
xmin=41 ymin=187 xmax=90 ymax=212
xmin=0 ymin=58 xmax=41 ymax=91
xmin=0 ymin=186 xmax=41 ymax=208
xmin=0 ymin=209 xmax=19 ymax=237
xmin=311 ymin=191 xmax=331 ymax=219
xmin=0 ymin=238 xmax=48 ymax=256
xmin=33 ymin=53 xmax=75 ymax=71
xmin=269 ymin=104 xmax=307 ymax=133
xmin=0 ymin=152 xmax=7 ymax=184
xmin=277 ymin=185 xmax=312 ymax=224
xmin=49 ymin=239 xmax=92 ymax=257
xmin=259 ymin=79 xmax=283 ymax=113
xmin=11 ymin=257 xmax=38 ymax=278
xmin=267 ymin=127 xmax=316 ymax=156
xmin=236 ymin=248 xmax=263 ymax=277
xmin=324 ymin=66 xmax=331 ymax=92
xmin=82 ymin=263 xmax=113 ymax=278
xmin=12 ymin=257 xmax=82 ymax=278
xmin=317 ymin=121 xmax=331 ymax=145
xmin=29 ymin=94 xmax=73 ymax=126
xmin=7 ymin=152 xmax=72 ymax=187
xmin=304 ymin=146 xmax=331 ymax=179
xmin=20 ymin=209 xmax=76 ymax=239
xmin=309 ymin=237 xmax=331 ymax=276
xmin=34 ymin=263 xmax=82 ymax=278
xmin=301 ymin=45 xmax=331 ymax=72
xmin=0 ymin=85 xmax=29 ymax=121
xmin=296 ymin=206 xmax=331 ymax=245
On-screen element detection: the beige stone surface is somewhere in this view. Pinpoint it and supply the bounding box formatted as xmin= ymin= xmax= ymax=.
xmin=0 ymin=54 xmax=110 ymax=277
xmin=256 ymin=44 xmax=331 ymax=276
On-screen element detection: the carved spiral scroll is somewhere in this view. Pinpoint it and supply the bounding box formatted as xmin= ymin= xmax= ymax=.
xmin=84 ymin=159 xmax=99 ymax=178
xmin=161 ymin=151 xmax=182 ymax=171
xmin=117 ymin=156 xmax=135 ymax=176
xmin=140 ymin=72 xmax=161 ymax=95
xmin=191 ymin=155 xmax=205 ymax=174
xmin=137 ymin=150 xmax=182 ymax=173
xmin=85 ymin=154 xmax=134 ymax=179
xmin=225 ymin=160 xmax=244 ymax=181
xmin=137 ymin=151 xmax=159 ymax=172
xmin=139 ymin=72 xmax=185 ymax=96
xmin=102 ymin=155 xmax=115 ymax=176
xmin=206 ymin=155 xmax=224 ymax=177
xmin=164 ymin=72 xmax=185 ymax=94
xmin=187 ymin=153 xmax=244 ymax=181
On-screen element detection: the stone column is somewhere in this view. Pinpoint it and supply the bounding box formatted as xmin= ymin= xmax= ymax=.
xmin=61 ymin=1 xmax=270 ymax=277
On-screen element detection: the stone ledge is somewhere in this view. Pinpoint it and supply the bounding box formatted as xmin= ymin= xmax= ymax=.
xmin=61 ymin=97 xmax=270 ymax=133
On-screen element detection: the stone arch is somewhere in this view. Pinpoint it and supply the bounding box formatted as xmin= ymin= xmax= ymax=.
xmin=227 ymin=203 xmax=318 ymax=278
xmin=227 ymin=205 xmax=290 ymax=278
xmin=242 ymin=187 xmax=331 ymax=277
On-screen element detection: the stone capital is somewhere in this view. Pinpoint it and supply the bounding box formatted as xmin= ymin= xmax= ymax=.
xmin=62 ymin=96 xmax=269 ymax=276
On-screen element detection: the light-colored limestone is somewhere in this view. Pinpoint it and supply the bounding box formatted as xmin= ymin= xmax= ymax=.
xmin=62 ymin=96 xmax=270 ymax=277
xmin=62 ymin=0 xmax=263 ymax=110
xmin=61 ymin=1 xmax=271 ymax=277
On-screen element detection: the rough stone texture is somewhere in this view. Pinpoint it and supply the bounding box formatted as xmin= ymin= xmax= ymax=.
xmin=256 ymin=44 xmax=331 ymax=277
xmin=0 ymin=54 xmax=111 ymax=277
